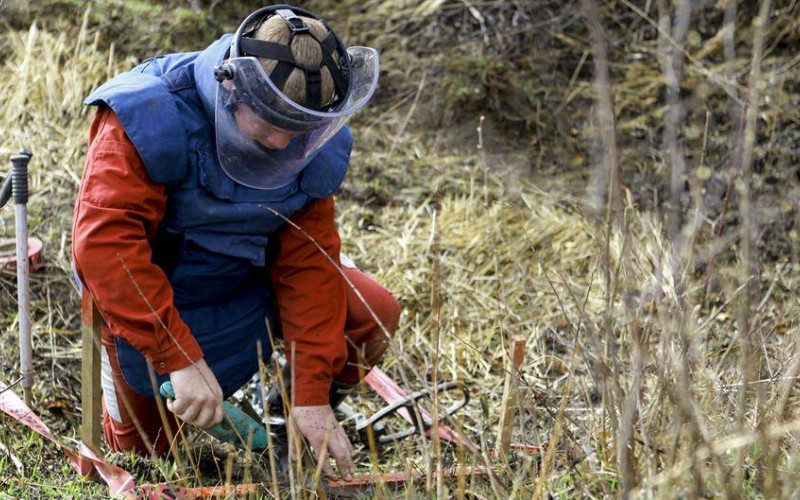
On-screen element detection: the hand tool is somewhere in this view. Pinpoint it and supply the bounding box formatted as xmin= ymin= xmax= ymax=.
xmin=162 ymin=372 xmax=469 ymax=452
xmin=337 ymin=380 xmax=470 ymax=444
xmin=159 ymin=381 xmax=280 ymax=450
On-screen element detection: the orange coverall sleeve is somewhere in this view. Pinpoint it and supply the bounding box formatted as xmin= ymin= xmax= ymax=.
xmin=270 ymin=197 xmax=349 ymax=407
xmin=72 ymin=107 xmax=203 ymax=374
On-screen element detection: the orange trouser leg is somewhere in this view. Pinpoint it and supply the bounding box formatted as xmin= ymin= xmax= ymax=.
xmin=336 ymin=266 xmax=401 ymax=384
xmin=101 ymin=328 xmax=180 ymax=457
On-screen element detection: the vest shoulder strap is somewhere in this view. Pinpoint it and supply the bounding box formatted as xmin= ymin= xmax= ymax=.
xmin=84 ymin=71 xmax=189 ymax=185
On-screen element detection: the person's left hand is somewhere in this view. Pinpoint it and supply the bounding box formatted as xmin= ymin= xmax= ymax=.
xmin=289 ymin=405 xmax=355 ymax=480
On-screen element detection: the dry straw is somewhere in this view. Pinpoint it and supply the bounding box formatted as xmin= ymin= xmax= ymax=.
xmin=3 ymin=1 xmax=800 ymax=498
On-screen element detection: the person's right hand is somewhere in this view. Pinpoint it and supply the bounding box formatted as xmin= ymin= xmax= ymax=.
xmin=167 ymin=359 xmax=224 ymax=429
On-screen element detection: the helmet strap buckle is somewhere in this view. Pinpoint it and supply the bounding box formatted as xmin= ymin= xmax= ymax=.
xmin=275 ymin=8 xmax=309 ymax=34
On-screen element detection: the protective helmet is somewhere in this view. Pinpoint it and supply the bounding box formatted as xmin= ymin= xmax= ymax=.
xmin=213 ymin=4 xmax=379 ymax=189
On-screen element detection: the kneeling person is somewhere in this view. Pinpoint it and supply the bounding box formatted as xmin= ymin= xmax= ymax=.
xmin=72 ymin=5 xmax=398 ymax=480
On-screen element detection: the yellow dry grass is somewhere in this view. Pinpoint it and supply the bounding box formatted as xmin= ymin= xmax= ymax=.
xmin=2 ymin=2 xmax=800 ymax=498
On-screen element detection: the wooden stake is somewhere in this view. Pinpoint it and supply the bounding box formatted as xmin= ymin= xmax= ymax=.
xmin=495 ymin=335 xmax=526 ymax=456
xmin=80 ymin=290 xmax=102 ymax=453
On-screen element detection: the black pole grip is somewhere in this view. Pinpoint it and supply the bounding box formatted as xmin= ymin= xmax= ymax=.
xmin=10 ymin=150 xmax=32 ymax=205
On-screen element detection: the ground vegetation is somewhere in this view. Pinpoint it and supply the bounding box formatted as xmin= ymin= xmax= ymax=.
xmin=2 ymin=0 xmax=800 ymax=498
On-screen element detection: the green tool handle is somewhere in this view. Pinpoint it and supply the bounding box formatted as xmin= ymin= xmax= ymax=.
xmin=159 ymin=381 xmax=269 ymax=450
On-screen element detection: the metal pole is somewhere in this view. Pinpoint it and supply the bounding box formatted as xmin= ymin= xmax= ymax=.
xmin=11 ymin=150 xmax=32 ymax=406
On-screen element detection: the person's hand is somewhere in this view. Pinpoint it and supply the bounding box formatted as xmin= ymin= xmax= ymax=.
xmin=167 ymin=359 xmax=224 ymax=429
xmin=290 ymin=405 xmax=355 ymax=480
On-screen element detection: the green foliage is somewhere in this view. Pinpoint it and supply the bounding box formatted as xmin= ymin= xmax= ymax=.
xmin=442 ymin=52 xmax=542 ymax=127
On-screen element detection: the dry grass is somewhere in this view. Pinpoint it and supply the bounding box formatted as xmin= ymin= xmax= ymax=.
xmin=3 ymin=1 xmax=800 ymax=498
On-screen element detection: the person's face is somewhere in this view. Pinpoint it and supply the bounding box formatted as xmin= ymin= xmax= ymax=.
xmin=233 ymin=104 xmax=300 ymax=151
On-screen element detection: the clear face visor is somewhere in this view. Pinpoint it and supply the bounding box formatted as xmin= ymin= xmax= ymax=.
xmin=214 ymin=47 xmax=379 ymax=190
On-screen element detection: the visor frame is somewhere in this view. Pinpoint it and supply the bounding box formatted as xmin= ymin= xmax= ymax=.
xmin=212 ymin=49 xmax=378 ymax=190
xmin=224 ymin=51 xmax=378 ymax=128
xmin=210 ymin=4 xmax=379 ymax=190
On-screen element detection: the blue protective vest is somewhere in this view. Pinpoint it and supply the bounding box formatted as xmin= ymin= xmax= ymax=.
xmin=84 ymin=35 xmax=352 ymax=397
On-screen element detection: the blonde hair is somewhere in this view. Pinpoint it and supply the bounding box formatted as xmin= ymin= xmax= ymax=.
xmin=254 ymin=15 xmax=336 ymax=107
